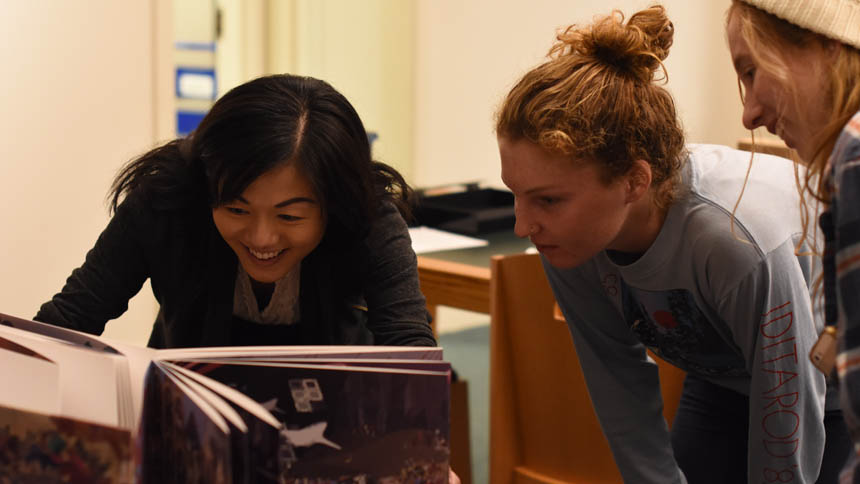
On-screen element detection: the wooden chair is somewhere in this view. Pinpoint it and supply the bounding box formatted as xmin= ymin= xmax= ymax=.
xmin=737 ymin=137 xmax=793 ymax=159
xmin=489 ymin=253 xmax=686 ymax=484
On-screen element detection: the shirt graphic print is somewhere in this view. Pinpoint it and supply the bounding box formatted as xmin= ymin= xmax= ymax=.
xmin=621 ymin=282 xmax=747 ymax=377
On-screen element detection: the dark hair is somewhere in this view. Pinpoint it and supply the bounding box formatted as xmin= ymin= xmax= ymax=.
xmin=110 ymin=74 xmax=413 ymax=246
xmin=495 ymin=5 xmax=686 ymax=209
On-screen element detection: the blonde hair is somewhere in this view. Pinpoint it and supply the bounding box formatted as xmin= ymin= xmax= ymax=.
xmin=495 ymin=5 xmax=687 ymax=209
xmin=728 ymin=0 xmax=860 ymax=205
xmin=728 ymin=0 xmax=860 ymax=304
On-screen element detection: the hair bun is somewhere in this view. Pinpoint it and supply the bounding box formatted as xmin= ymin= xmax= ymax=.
xmin=552 ymin=5 xmax=674 ymax=83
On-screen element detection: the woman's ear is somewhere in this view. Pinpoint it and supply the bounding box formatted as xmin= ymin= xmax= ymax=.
xmin=625 ymin=160 xmax=653 ymax=203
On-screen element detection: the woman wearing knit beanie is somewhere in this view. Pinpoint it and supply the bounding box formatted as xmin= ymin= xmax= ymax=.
xmin=727 ymin=0 xmax=860 ymax=481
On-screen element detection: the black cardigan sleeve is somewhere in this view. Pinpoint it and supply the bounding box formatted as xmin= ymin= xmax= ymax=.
xmin=360 ymin=203 xmax=436 ymax=346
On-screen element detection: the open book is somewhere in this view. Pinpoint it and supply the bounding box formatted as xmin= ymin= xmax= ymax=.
xmin=0 ymin=313 xmax=451 ymax=483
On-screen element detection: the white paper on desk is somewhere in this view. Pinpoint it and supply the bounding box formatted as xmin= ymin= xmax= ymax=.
xmin=408 ymin=226 xmax=488 ymax=254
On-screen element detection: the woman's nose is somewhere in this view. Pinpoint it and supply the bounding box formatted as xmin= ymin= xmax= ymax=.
xmin=248 ymin=218 xmax=278 ymax=247
xmin=513 ymin=207 xmax=532 ymax=239
xmin=741 ymin=92 xmax=765 ymax=131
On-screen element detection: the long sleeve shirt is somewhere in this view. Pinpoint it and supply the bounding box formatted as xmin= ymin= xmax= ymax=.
xmin=545 ymin=144 xmax=832 ymax=483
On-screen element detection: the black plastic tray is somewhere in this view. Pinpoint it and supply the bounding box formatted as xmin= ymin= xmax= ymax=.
xmin=412 ymin=187 xmax=515 ymax=235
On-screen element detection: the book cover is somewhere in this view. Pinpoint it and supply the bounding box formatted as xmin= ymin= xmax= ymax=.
xmin=0 ymin=404 xmax=132 ymax=483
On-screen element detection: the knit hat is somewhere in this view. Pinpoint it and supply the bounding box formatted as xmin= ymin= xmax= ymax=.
xmin=741 ymin=0 xmax=860 ymax=50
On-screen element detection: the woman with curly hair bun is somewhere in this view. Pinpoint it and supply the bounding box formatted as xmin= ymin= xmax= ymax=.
xmin=497 ymin=5 xmax=849 ymax=483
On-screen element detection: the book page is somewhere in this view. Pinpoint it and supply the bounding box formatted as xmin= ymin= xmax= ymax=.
xmin=163 ymin=362 xmax=284 ymax=483
xmin=0 ymin=314 xmax=164 ymax=431
xmin=138 ymin=362 xmax=233 ymax=483
xmin=181 ymin=361 xmax=451 ymax=481
xmin=159 ymin=361 xmax=249 ymax=433
xmin=0 ymin=342 xmax=60 ymax=416
xmin=101 ymin=338 xmax=159 ymax=432
xmin=165 ymin=362 xmax=280 ymax=429
xmin=179 ymin=359 xmax=452 ymax=378
xmin=155 ymin=345 xmax=444 ymax=361
xmin=247 ymin=358 xmax=453 ymax=373
xmin=0 ymin=323 xmax=123 ymax=429
xmin=0 ymin=312 xmax=121 ymax=354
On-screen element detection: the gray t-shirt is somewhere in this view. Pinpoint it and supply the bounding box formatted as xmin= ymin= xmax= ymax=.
xmin=545 ymin=144 xmax=829 ymax=484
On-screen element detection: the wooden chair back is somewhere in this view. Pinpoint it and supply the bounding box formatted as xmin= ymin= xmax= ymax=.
xmin=489 ymin=252 xmax=686 ymax=484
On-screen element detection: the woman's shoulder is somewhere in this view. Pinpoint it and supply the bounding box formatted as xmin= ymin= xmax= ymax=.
xmin=683 ymin=144 xmax=804 ymax=256
xmin=348 ymin=202 xmax=415 ymax=273
xmin=309 ymin=201 xmax=412 ymax=280
xmin=671 ymin=196 xmax=772 ymax=278
xmin=374 ymin=200 xmax=407 ymax=222
xmin=111 ymin=186 xmax=212 ymax=250
xmin=364 ymin=201 xmax=410 ymax=243
xmin=116 ymin=185 xmax=207 ymax=219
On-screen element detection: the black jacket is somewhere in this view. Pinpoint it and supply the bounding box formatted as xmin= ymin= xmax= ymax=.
xmin=35 ymin=190 xmax=435 ymax=348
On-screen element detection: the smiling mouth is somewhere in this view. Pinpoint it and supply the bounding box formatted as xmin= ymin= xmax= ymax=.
xmin=247 ymin=247 xmax=284 ymax=261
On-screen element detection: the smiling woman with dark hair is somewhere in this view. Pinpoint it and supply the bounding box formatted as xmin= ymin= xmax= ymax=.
xmin=34 ymin=74 xmax=435 ymax=350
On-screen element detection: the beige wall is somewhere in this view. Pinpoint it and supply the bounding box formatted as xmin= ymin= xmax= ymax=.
xmin=243 ymin=1 xmax=750 ymax=189
xmin=293 ymin=0 xmax=416 ymax=180
xmin=413 ymin=0 xmax=748 ymax=188
xmin=213 ymin=0 xmax=751 ymax=189
xmin=0 ymin=1 xmax=172 ymax=345
xmin=249 ymin=0 xmax=418 ymax=180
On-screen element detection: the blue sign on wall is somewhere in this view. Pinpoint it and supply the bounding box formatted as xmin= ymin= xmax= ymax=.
xmin=177 ymin=110 xmax=207 ymax=136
